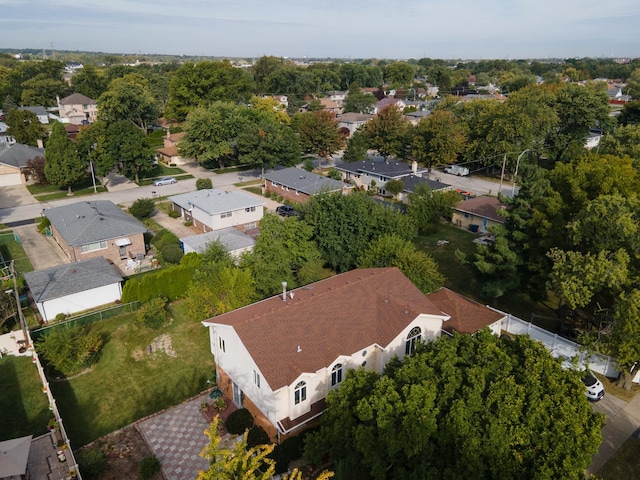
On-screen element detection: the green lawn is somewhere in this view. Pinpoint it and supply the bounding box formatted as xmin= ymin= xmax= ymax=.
xmin=598 ymin=436 xmax=640 ymax=480
xmin=0 ymin=356 xmax=51 ymax=441
xmin=49 ymin=301 xmax=215 ymax=446
xmin=0 ymin=231 xmax=34 ymax=273
xmin=34 ymin=185 xmax=108 ymax=202
xmin=416 ymin=222 xmax=558 ymax=327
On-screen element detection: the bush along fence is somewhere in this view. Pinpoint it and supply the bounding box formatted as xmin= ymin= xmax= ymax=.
xmin=495 ymin=309 xmax=627 ymax=381
xmin=30 ymin=302 xmax=141 ymax=342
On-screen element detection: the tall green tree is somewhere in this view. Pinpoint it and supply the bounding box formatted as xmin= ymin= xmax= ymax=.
xmin=180 ymin=102 xmax=258 ymax=168
xmin=44 ymin=122 xmax=86 ymax=195
xmin=236 ymin=119 xmax=300 ymax=175
xmin=342 ymin=83 xmax=376 ymax=114
xmin=407 ymin=185 xmax=460 ymax=234
xmin=341 ymin=130 xmax=369 ymax=163
xmin=473 ymin=226 xmax=522 ymax=300
xmin=305 ymin=331 xmax=603 ymax=480
xmin=5 ymin=109 xmax=47 ymax=146
xmin=411 ymin=110 xmax=466 ymax=175
xmin=357 ymin=234 xmax=444 ymax=293
xmin=165 ymin=61 xmax=255 ymax=120
xmin=98 ymin=73 xmax=159 ymax=132
xmin=291 ymin=110 xmax=344 ymax=168
xmin=70 ymin=64 xmax=108 ymax=99
xmin=363 ymin=105 xmax=411 ymax=160
xmin=304 ymin=192 xmax=415 ymax=272
xmin=242 ymin=213 xmax=329 ymax=297
xmin=598 ymin=124 xmax=640 ymax=166
xmin=384 ymin=62 xmax=415 ymax=88
xmin=20 ymin=73 xmax=68 ymax=107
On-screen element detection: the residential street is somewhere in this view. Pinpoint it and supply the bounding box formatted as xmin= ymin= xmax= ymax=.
xmin=0 ymin=164 xmax=263 ymax=225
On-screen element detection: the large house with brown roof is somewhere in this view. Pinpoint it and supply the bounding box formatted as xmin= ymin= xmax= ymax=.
xmin=56 ymin=93 xmax=98 ymax=124
xmin=427 ymin=287 xmax=504 ymax=336
xmin=203 ymin=267 xmax=450 ymax=442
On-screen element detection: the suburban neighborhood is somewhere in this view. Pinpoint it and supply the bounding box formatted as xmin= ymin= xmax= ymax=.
xmin=1 ymin=48 xmax=640 ymax=480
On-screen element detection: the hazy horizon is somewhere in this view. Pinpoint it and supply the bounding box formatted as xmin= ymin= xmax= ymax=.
xmin=1 ymin=0 xmax=639 ymax=60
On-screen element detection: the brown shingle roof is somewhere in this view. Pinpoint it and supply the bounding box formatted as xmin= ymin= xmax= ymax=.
xmin=427 ymin=288 xmax=504 ymax=335
xmin=59 ymin=93 xmax=96 ymax=105
xmin=168 ymin=132 xmax=184 ymax=143
xmin=454 ymin=195 xmax=506 ymax=223
xmin=157 ymin=145 xmax=179 ymax=157
xmin=204 ymin=268 xmax=443 ymax=390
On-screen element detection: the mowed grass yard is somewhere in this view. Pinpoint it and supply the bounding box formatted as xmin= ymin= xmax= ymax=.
xmin=416 ymin=222 xmax=558 ymax=327
xmin=49 ymin=301 xmax=214 ymax=446
xmin=0 ymin=356 xmax=51 ymax=441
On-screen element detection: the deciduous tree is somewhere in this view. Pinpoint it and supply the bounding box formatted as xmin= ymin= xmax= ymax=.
xmin=362 ymin=105 xmax=411 ymax=160
xmin=236 ymin=119 xmax=300 ymax=176
xmin=5 ymin=109 xmax=47 ymax=146
xmin=411 ymin=110 xmax=466 ymax=175
xmin=305 ymin=331 xmax=603 ymax=480
xmin=291 ymin=110 xmax=344 ymax=168
xmin=98 ymin=73 xmax=159 ymax=132
xmin=44 ymin=122 xmax=86 ymax=195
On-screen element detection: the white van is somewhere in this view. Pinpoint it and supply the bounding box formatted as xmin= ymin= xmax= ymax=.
xmin=444 ymin=165 xmax=470 ymax=176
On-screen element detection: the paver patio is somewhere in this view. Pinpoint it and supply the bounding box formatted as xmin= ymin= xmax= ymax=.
xmin=137 ymin=395 xmax=211 ymax=480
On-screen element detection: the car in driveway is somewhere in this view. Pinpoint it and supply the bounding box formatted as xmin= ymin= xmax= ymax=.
xmin=582 ymin=369 xmax=605 ymax=401
xmin=276 ymin=205 xmax=299 ymax=217
xmin=153 ymin=177 xmax=177 ymax=186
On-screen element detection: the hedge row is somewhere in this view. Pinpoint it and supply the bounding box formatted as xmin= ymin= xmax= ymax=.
xmin=121 ymin=264 xmax=195 ymax=303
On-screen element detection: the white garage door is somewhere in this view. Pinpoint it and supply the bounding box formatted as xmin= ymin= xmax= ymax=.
xmin=0 ymin=173 xmax=22 ymax=186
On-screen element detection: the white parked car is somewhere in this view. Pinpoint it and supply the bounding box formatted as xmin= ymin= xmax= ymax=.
xmin=444 ymin=165 xmax=470 ymax=176
xmin=153 ymin=177 xmax=177 ymax=186
xmin=582 ymin=369 xmax=605 ymax=401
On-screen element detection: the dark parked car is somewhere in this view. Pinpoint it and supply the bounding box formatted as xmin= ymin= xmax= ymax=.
xmin=276 ymin=205 xmax=299 ymax=217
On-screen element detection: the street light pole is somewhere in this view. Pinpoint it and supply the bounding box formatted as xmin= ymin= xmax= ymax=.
xmin=511 ymin=149 xmax=530 ymax=197
xmin=9 ymin=261 xmax=28 ymax=347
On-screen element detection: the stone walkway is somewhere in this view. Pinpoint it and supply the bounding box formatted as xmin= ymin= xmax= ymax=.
xmin=137 ymin=395 xmax=211 ymax=480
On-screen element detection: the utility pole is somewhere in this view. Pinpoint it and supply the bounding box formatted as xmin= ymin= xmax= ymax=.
xmin=9 ymin=261 xmax=29 ymax=348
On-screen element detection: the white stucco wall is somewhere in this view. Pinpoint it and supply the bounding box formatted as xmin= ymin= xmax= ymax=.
xmin=37 ymin=283 xmax=122 ymax=322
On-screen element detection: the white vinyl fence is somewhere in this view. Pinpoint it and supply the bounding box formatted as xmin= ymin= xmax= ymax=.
xmin=494 ymin=309 xmax=632 ymax=381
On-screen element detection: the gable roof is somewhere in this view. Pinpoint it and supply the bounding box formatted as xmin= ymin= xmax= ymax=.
xmin=336 ymin=156 xmax=428 ymax=178
xmin=204 ymin=267 xmax=445 ymax=390
xmin=427 ymin=288 xmax=504 ymax=335
xmin=59 ymin=93 xmax=96 ymax=105
xmin=169 ymin=189 xmax=264 ymax=215
xmin=400 ymin=174 xmax=451 ymax=193
xmin=263 ymin=167 xmax=349 ymax=196
xmin=180 ymin=227 xmax=255 ymax=254
xmin=24 ymin=257 xmax=123 ymax=303
xmin=454 ymin=195 xmax=506 ymax=223
xmin=0 ymin=143 xmax=44 ymax=168
xmin=46 ymin=200 xmax=148 ymax=246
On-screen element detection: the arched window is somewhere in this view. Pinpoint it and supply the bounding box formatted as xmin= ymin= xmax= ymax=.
xmin=331 ymin=364 xmax=343 ymax=387
xmin=294 ymin=381 xmax=307 ymax=405
xmin=405 ymin=326 xmax=422 ymax=355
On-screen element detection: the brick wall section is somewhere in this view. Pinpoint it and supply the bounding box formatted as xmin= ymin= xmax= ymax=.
xmin=263 ymin=183 xmax=309 ymax=204
xmin=50 ymin=225 xmax=145 ymax=263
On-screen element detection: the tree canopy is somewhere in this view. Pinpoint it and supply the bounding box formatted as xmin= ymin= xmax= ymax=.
xmin=44 ymin=121 xmax=86 ymax=194
xmin=305 ymin=331 xmax=603 ymax=480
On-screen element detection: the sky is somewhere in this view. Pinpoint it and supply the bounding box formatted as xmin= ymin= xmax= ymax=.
xmin=1 ymin=0 xmax=640 ymax=60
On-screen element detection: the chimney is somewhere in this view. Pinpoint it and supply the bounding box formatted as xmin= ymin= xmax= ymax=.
xmin=411 ymin=160 xmax=418 ymax=173
xmin=282 ymin=281 xmax=287 ymax=301
xmin=37 ymin=139 xmax=44 ymax=149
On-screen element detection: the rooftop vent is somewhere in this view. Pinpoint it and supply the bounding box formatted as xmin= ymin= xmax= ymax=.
xmin=282 ymin=281 xmax=287 ymax=301
xmin=297 ymin=345 xmax=302 ymax=353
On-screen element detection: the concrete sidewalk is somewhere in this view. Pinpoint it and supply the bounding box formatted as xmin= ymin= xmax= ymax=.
xmin=588 ymin=392 xmax=640 ymax=474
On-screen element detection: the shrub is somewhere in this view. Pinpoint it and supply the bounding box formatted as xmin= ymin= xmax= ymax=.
xmin=151 ymin=229 xmax=180 ymax=250
xmin=160 ymin=244 xmax=183 ymax=264
xmin=225 ymin=408 xmax=254 ymax=435
xmin=37 ymin=325 xmax=104 ymax=375
xmin=121 ymin=263 xmax=196 ymax=303
xmin=168 ymin=209 xmax=181 ymax=218
xmin=183 ymin=221 xmax=193 ymax=227
xmin=268 ymin=444 xmax=291 ymax=475
xmin=139 ymin=455 xmax=161 ymax=480
xmin=196 ymin=178 xmax=213 ymax=190
xmin=129 ymin=198 xmax=155 ymax=219
xmin=246 ymin=425 xmax=270 ymax=448
xmin=37 ymin=216 xmax=50 ymax=234
xmin=302 ymin=157 xmax=315 ymax=172
xmin=137 ymin=297 xmax=168 ymax=329
xmin=327 ymin=168 xmax=342 ymax=181
xmin=55 ymin=313 xmax=67 ymax=322
xmin=78 ymin=449 xmax=108 ymax=480
xmin=280 ymin=434 xmax=305 ymax=460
